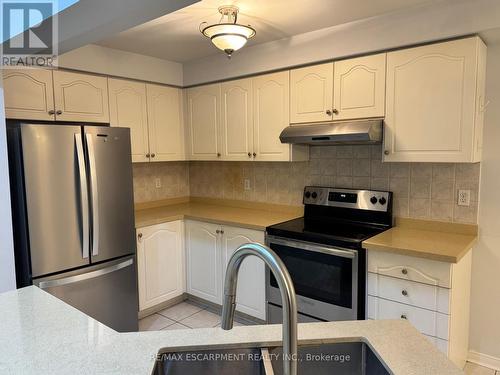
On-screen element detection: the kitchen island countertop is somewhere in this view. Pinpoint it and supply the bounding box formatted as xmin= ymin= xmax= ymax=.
xmin=0 ymin=286 xmax=464 ymax=375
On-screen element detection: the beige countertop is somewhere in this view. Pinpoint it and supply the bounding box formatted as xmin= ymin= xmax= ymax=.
xmin=134 ymin=197 xmax=303 ymax=230
xmin=0 ymin=286 xmax=464 ymax=375
xmin=362 ymin=218 xmax=478 ymax=263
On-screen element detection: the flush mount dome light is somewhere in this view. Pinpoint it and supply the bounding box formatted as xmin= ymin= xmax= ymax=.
xmin=200 ymin=5 xmax=256 ymax=58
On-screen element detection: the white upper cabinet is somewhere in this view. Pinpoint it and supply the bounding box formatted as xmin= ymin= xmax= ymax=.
xmin=186 ymin=84 xmax=221 ymax=160
xmin=253 ymin=71 xmax=308 ymax=161
xmin=108 ymin=78 xmax=149 ymax=163
xmin=146 ymin=84 xmax=185 ymax=162
xmin=290 ymin=63 xmax=334 ymax=123
xmin=221 ymin=78 xmax=254 ymax=161
xmin=384 ymin=37 xmax=486 ymax=163
xmin=136 ymin=221 xmax=185 ymax=311
xmin=333 ymin=53 xmax=386 ymax=120
xmin=3 ymin=69 xmax=55 ymax=121
xmin=52 ymin=70 xmax=110 ymax=123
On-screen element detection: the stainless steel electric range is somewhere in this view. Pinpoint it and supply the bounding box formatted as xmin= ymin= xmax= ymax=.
xmin=265 ymin=186 xmax=393 ymax=324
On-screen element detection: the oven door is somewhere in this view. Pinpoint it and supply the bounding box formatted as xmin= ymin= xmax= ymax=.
xmin=266 ymin=235 xmax=358 ymax=322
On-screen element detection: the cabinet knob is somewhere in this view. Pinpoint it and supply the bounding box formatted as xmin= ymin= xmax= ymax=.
xmin=402 ymin=289 xmax=408 ymax=297
xmin=56 ymin=110 xmax=62 ymax=115
xmin=220 ymin=229 xmax=224 ymax=234
xmin=401 ymin=268 xmax=408 ymax=275
xmin=217 ymin=153 xmax=221 ymax=157
xmin=253 ymin=152 xmax=257 ymax=157
xmin=332 ymin=109 xmax=339 ymax=115
xmin=384 ymin=150 xmax=390 ymax=156
xmin=151 ymin=153 xmax=156 ymax=158
xmin=400 ymin=314 xmax=407 ymax=320
xmin=248 ymin=152 xmax=252 ymax=158
xmin=48 ymin=110 xmax=55 ymax=115
xmin=326 ymin=109 xmax=332 ymax=116
xmin=216 ymin=229 xmax=220 ymax=234
xmin=146 ymin=153 xmax=151 ymax=158
xmin=138 ymin=233 xmax=143 ymax=240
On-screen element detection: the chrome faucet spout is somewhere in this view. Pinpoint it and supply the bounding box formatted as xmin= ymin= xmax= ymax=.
xmin=221 ymin=242 xmax=298 ymax=375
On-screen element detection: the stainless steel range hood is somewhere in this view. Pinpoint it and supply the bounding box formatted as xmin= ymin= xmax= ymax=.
xmin=280 ymin=119 xmax=383 ymax=145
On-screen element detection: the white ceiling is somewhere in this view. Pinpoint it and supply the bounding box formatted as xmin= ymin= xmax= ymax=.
xmin=96 ymin=0 xmax=436 ymax=63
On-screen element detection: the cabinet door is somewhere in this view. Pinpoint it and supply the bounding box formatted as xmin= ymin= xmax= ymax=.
xmin=136 ymin=221 xmax=185 ymax=311
xmin=221 ymin=78 xmax=254 ymax=161
xmin=221 ymin=226 xmax=266 ymax=320
xmin=53 ymin=70 xmax=110 ymax=123
xmin=185 ymin=220 xmax=222 ymax=304
xmin=186 ymin=84 xmax=221 ymax=160
xmin=253 ymin=71 xmax=291 ymax=161
xmin=384 ymin=37 xmax=484 ymax=162
xmin=333 ymin=54 xmax=386 ymax=120
xmin=147 ymin=84 xmax=185 ymax=162
xmin=3 ymin=69 xmax=55 ymax=121
xmin=290 ymin=63 xmax=333 ymax=123
xmin=108 ymin=78 xmax=149 ymax=163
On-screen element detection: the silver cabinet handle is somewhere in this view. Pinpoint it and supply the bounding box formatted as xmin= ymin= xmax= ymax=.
xmin=86 ymin=133 xmax=100 ymax=256
xmin=75 ymin=133 xmax=90 ymax=259
xmin=402 ymin=290 xmax=408 ymax=297
xmin=48 ymin=110 xmax=55 ymax=115
xmin=56 ymin=110 xmax=63 ymax=115
xmin=38 ymin=259 xmax=133 ymax=289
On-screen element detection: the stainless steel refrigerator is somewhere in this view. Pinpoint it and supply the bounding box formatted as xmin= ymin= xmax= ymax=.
xmin=7 ymin=122 xmax=139 ymax=332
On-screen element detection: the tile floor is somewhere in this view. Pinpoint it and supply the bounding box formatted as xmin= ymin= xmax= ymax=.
xmin=139 ymin=300 xmax=246 ymax=331
xmin=140 ymin=301 xmax=498 ymax=375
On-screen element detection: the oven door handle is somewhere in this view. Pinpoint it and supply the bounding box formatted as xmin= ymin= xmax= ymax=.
xmin=266 ymin=236 xmax=356 ymax=259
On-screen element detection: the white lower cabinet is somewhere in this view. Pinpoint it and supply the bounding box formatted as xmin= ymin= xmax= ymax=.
xmin=185 ymin=220 xmax=266 ymax=319
xmin=136 ymin=221 xmax=185 ymax=311
xmin=367 ymin=249 xmax=472 ymax=368
xmin=221 ymin=226 xmax=266 ymax=320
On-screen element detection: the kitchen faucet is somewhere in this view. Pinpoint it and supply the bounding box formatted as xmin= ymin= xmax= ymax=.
xmin=221 ymin=242 xmax=298 ymax=375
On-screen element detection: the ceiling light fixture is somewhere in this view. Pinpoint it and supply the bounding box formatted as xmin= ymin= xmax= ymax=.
xmin=200 ymin=5 xmax=256 ymax=58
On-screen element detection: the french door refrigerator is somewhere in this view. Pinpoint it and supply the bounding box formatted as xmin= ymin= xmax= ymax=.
xmin=7 ymin=122 xmax=139 ymax=332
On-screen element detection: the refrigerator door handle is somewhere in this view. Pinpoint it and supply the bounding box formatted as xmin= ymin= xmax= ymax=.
xmin=86 ymin=133 xmax=100 ymax=256
xmin=75 ymin=133 xmax=90 ymax=259
xmin=38 ymin=258 xmax=134 ymax=289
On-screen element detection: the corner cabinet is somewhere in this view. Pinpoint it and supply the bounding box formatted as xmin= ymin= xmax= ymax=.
xmin=186 ymin=84 xmax=222 ymax=160
xmin=290 ymin=54 xmax=386 ymax=124
xmin=383 ymin=36 xmax=487 ymax=162
xmin=185 ymin=220 xmax=266 ymax=320
xmin=136 ymin=221 xmax=185 ymax=311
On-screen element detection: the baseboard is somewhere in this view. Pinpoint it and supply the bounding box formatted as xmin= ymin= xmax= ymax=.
xmin=138 ymin=294 xmax=187 ymax=319
xmin=468 ymin=350 xmax=500 ymax=371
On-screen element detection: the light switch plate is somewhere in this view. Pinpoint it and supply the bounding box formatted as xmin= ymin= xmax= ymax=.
xmin=458 ymin=190 xmax=471 ymax=206
xmin=155 ymin=178 xmax=161 ymax=189
xmin=244 ymin=179 xmax=251 ymax=191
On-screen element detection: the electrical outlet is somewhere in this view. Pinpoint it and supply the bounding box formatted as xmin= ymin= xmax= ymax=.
xmin=458 ymin=189 xmax=471 ymax=206
xmin=244 ymin=179 xmax=251 ymax=191
xmin=155 ymin=178 xmax=161 ymax=189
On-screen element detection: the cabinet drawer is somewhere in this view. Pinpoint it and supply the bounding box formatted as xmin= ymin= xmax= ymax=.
xmin=368 ymin=273 xmax=450 ymax=314
xmin=367 ymin=296 xmax=449 ymax=340
xmin=368 ymin=250 xmax=452 ymax=288
xmin=424 ymin=335 xmax=449 ymax=355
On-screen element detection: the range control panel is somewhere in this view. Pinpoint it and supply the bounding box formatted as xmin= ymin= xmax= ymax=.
xmin=303 ymin=186 xmax=392 ymax=212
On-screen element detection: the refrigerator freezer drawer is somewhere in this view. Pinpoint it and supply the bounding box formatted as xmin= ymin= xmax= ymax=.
xmin=35 ymin=256 xmax=139 ymax=332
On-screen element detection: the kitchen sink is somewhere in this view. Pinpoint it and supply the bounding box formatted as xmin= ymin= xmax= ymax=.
xmin=152 ymin=342 xmax=390 ymax=375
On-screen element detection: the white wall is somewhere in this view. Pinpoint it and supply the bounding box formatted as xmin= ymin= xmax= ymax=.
xmin=0 ymin=77 xmax=17 ymax=293
xmin=59 ymin=44 xmax=183 ymax=86
xmin=469 ymin=41 xmax=500 ymax=367
xmin=183 ymin=0 xmax=500 ymax=86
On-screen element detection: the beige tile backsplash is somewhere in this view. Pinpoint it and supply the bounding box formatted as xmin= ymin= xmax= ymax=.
xmin=132 ymin=162 xmax=190 ymax=203
xmin=133 ymin=145 xmax=480 ymax=224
